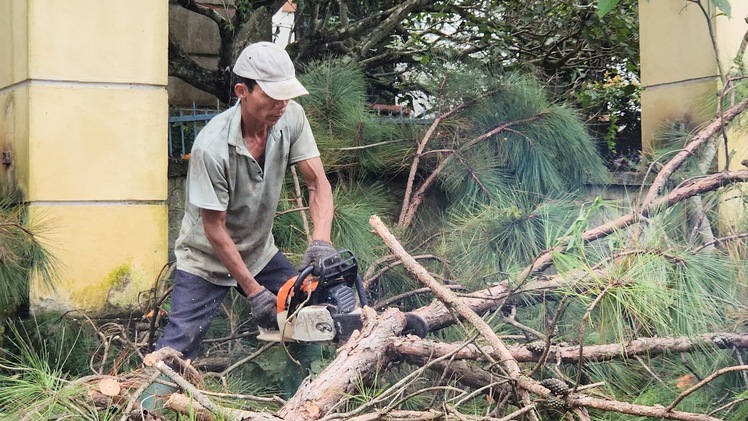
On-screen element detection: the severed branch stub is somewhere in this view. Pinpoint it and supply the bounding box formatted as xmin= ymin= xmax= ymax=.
xmin=142 ymin=349 xmax=283 ymax=421
xmin=165 ymin=393 xmax=283 ymax=421
xmin=143 ymin=347 xmax=221 ymax=417
xmin=143 ymin=347 xmax=205 ymax=389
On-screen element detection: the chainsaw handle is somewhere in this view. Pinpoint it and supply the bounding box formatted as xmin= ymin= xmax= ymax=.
xmin=293 ymin=264 xmax=315 ymax=297
xmin=286 ymin=264 xmax=315 ymax=316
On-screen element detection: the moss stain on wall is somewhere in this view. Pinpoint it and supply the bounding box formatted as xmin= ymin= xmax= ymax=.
xmin=70 ymin=262 xmax=148 ymax=313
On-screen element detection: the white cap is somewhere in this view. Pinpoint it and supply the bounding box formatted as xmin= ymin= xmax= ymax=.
xmin=232 ymin=42 xmax=309 ymax=100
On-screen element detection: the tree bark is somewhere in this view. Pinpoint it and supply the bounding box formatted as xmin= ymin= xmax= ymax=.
xmin=345 ymin=410 xmax=444 ymax=421
xmin=566 ymin=395 xmax=720 ymax=421
xmin=169 ymin=32 xmax=229 ymax=103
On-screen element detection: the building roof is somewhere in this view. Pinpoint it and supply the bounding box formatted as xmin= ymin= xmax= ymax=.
xmin=281 ymin=1 xmax=296 ymax=13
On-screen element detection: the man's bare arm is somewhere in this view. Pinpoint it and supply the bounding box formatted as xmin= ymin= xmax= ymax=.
xmin=295 ymin=156 xmax=334 ymax=242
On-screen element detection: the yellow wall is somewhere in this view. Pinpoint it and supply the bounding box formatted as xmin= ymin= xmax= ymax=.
xmin=639 ymin=0 xmax=748 ymax=230
xmin=639 ymin=0 xmax=748 ymax=154
xmin=1 ymin=0 xmax=169 ymax=315
xmin=0 ymin=0 xmax=29 ymax=88
xmin=715 ymin=0 xmax=748 ymax=178
xmin=638 ymin=0 xmax=717 ymax=155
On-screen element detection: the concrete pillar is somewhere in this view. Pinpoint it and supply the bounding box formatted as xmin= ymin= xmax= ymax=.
xmin=639 ymin=0 xmax=748 ymax=228
xmin=0 ymin=0 xmax=169 ymax=315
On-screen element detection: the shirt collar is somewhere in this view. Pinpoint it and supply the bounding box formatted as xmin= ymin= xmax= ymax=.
xmin=227 ymin=102 xmax=243 ymax=148
xmin=227 ymin=100 xmax=282 ymax=149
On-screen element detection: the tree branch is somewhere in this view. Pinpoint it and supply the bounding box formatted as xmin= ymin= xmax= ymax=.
xmin=370 ymin=215 xmax=723 ymax=421
xmin=399 ymin=112 xmax=548 ymax=229
xmin=642 ymin=97 xmax=748 ymax=206
xmin=358 ymin=0 xmax=427 ymax=59
xmin=165 ymin=393 xmax=281 ymax=420
xmin=176 ymin=0 xmax=228 ymax=26
xmin=666 ymin=365 xmax=748 ymax=412
xmin=168 ymin=32 xmax=229 ymax=103
xmin=371 ymin=215 xmax=550 ymax=419
xmin=393 ymin=333 xmax=748 ymax=364
xmin=402 ymin=170 xmax=748 ymax=332
xmin=568 ymin=394 xmax=720 ymax=421
xmin=518 ymin=169 xmax=748 ymax=280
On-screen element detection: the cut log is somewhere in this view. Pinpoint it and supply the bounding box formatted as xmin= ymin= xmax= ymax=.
xmin=98 ymin=376 xmax=121 ymax=397
xmin=277 ymin=307 xmax=407 ymax=420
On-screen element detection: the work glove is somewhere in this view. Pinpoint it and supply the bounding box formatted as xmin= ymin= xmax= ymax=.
xmin=301 ymin=240 xmax=339 ymax=271
xmin=249 ymin=288 xmax=279 ymax=329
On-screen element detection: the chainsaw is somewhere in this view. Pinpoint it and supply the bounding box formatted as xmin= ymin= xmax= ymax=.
xmin=256 ymin=249 xmax=428 ymax=343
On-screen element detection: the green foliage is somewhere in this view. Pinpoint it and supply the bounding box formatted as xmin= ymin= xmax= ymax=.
xmin=274 ymin=178 xmax=398 ymax=268
xmin=575 ymin=66 xmax=642 ymax=157
xmin=175 ymin=0 xmax=643 ymax=161
xmin=16 ymin=315 xmax=102 ymax=377
xmin=644 ymin=121 xmax=706 ymax=176
xmin=713 ymin=0 xmax=733 ymax=18
xmin=553 ymin=240 xmax=745 ymax=343
xmin=329 ymin=182 xmax=398 ymax=267
xmin=727 ymin=390 xmax=748 ymax=421
xmin=382 ymin=67 xmax=614 ymax=288
xmin=298 ymin=59 xmax=408 ymax=176
xmin=597 ymin=0 xmax=621 ymax=18
xmin=0 ymin=322 xmax=99 ymax=420
xmin=0 ymin=199 xmax=57 ymax=317
xmin=440 ymin=193 xmax=581 ymax=283
xmin=428 ymin=71 xmax=611 ymax=201
xmin=586 ymin=351 xmax=744 ymax=420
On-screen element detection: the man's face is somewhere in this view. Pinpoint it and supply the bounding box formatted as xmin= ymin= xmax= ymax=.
xmin=237 ymin=83 xmax=289 ymax=127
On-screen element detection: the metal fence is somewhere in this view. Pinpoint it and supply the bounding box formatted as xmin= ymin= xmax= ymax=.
xmin=168 ymin=105 xmax=223 ymax=158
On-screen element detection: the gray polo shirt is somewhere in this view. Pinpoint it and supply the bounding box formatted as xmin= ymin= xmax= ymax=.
xmin=174 ymin=100 xmax=319 ymax=286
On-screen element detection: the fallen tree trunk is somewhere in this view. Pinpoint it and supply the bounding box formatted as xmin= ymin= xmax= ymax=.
xmin=134 ymin=196 xmax=747 ymax=421
xmin=137 ymin=296 xmax=730 ymax=421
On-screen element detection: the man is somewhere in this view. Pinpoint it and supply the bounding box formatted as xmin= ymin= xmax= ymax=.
xmin=151 ymin=42 xmax=336 ymax=400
